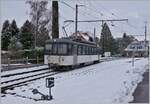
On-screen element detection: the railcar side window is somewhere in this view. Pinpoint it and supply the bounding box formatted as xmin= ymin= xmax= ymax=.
xmin=91 ymin=47 xmax=93 ymax=54
xmin=93 ymin=48 xmax=95 ymax=54
xmin=78 ymin=45 xmax=82 ymax=55
xmin=68 ymin=44 xmax=72 ymax=55
xmin=88 ymin=47 xmax=90 ymax=55
xmin=80 ymin=45 xmax=83 ymax=55
xmin=85 ymin=46 xmax=88 ymax=55
xmin=90 ymin=47 xmax=92 ymax=55
xmin=82 ymin=46 xmax=85 ymax=55
xmin=94 ymin=48 xmax=96 ymax=54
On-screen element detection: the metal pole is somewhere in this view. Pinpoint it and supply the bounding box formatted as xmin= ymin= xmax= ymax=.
xmin=26 ymin=57 xmax=28 ymax=64
xmin=144 ymin=21 xmax=147 ymax=42
xmin=102 ymin=20 xmax=104 ymax=57
xmin=49 ymin=88 xmax=52 ymax=99
xmin=37 ymin=56 xmax=39 ymax=64
xmin=132 ymin=49 xmax=135 ymax=67
xmin=144 ymin=21 xmax=147 ymax=57
xmin=75 ymin=4 xmax=78 ymax=37
xmin=8 ymin=58 xmax=10 ymax=70
xmin=94 ymin=28 xmax=96 ymax=42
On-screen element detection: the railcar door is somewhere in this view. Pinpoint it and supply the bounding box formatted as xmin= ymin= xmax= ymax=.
xmin=73 ymin=44 xmax=78 ymax=66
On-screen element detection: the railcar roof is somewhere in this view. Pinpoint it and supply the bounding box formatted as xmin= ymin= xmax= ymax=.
xmin=45 ymin=38 xmax=97 ymax=46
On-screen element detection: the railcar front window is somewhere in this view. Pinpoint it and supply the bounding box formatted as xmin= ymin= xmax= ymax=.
xmin=53 ymin=44 xmax=58 ymax=54
xmin=45 ymin=44 xmax=52 ymax=52
xmin=58 ymin=44 xmax=67 ymax=54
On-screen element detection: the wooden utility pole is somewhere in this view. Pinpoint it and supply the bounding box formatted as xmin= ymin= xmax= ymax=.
xmin=52 ymin=1 xmax=59 ymax=39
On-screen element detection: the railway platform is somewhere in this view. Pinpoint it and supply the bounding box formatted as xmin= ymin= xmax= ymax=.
xmin=131 ymin=69 xmax=149 ymax=103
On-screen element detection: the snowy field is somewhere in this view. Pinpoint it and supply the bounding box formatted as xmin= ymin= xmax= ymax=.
xmin=1 ymin=58 xmax=148 ymax=104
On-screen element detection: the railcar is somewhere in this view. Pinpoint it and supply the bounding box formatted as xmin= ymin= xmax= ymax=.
xmin=44 ymin=38 xmax=101 ymax=70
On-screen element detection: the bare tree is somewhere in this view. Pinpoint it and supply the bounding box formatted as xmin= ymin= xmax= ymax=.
xmin=26 ymin=0 xmax=52 ymax=47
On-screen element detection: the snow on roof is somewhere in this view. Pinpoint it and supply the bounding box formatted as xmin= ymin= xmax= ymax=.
xmin=70 ymin=31 xmax=93 ymax=41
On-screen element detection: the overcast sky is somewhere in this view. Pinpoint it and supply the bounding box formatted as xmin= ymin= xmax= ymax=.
xmin=1 ymin=0 xmax=150 ymax=40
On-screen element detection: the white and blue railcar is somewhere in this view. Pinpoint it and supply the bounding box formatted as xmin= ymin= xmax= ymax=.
xmin=44 ymin=38 xmax=101 ymax=70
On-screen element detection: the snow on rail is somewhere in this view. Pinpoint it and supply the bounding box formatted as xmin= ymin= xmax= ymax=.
xmin=1 ymin=70 xmax=51 ymax=83
xmin=1 ymin=71 xmax=57 ymax=88
xmin=1 ymin=65 xmax=49 ymax=76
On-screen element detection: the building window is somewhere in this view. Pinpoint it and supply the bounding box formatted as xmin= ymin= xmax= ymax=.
xmin=137 ymin=46 xmax=142 ymax=49
xmin=130 ymin=46 xmax=135 ymax=49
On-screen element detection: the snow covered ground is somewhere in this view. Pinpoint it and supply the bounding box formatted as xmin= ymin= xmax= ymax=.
xmin=1 ymin=58 xmax=148 ymax=104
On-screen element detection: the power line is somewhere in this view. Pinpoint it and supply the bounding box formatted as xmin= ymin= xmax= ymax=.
xmin=59 ymin=13 xmax=68 ymax=20
xmin=59 ymin=1 xmax=75 ymax=10
xmin=112 ymin=25 xmax=126 ymax=33
xmin=59 ymin=0 xmax=101 ymax=20
xmin=59 ymin=1 xmax=146 ymax=38
xmin=87 ymin=1 xmax=144 ymax=33
xmin=77 ymin=0 xmax=103 ymax=19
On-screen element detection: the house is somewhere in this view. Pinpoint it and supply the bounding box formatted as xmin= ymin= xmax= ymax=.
xmin=124 ymin=40 xmax=149 ymax=57
xmin=69 ymin=31 xmax=94 ymax=42
xmin=116 ymin=33 xmax=137 ymax=56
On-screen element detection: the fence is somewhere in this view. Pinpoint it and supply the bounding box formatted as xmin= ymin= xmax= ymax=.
xmin=2 ymin=57 xmax=44 ymax=65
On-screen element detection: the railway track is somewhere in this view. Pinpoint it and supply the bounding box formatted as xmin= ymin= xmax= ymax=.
xmin=1 ymin=66 xmax=60 ymax=92
xmin=1 ymin=57 xmax=121 ymax=92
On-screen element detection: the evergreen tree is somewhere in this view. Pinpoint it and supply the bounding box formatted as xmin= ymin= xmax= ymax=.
xmin=10 ymin=19 xmax=19 ymax=39
xmin=100 ymin=22 xmax=115 ymax=55
xmin=1 ymin=20 xmax=11 ymax=50
xmin=20 ymin=20 xmax=34 ymax=49
xmin=8 ymin=36 xmax=22 ymax=58
xmin=8 ymin=36 xmax=22 ymax=51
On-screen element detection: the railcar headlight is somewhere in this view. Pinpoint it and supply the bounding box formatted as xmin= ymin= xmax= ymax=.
xmin=47 ymin=56 xmax=49 ymax=60
xmin=47 ymin=56 xmax=50 ymax=61
xmin=62 ymin=57 xmax=64 ymax=61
